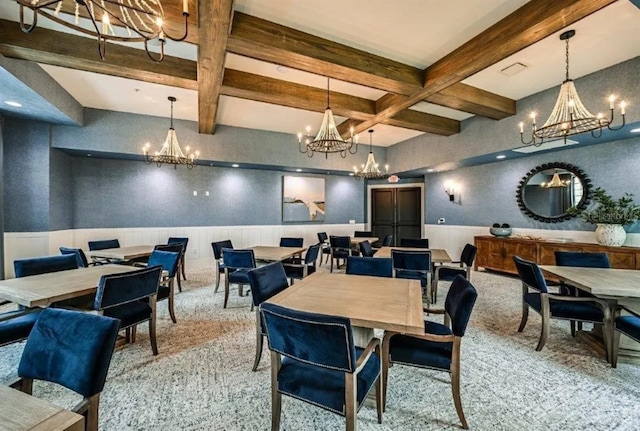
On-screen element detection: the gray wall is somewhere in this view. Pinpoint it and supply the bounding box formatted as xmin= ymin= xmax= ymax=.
xmin=424 ymin=136 xmax=640 ymax=233
xmin=49 ymin=148 xmax=74 ymax=230
xmin=72 ymin=157 xmax=365 ymax=228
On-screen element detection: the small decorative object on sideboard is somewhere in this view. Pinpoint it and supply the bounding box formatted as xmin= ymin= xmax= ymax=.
xmin=568 ymin=187 xmax=640 ymax=247
xmin=490 ymin=223 xmax=512 ymax=237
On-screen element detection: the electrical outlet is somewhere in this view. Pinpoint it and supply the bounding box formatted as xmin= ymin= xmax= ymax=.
xmin=205 ymin=191 xmax=210 ymax=196
xmin=193 ymin=191 xmax=198 ymax=196
xmin=191 ymin=248 xmax=198 ymax=256
xmin=349 ymin=219 xmax=356 ymax=224
xmin=438 ymin=218 xmax=445 ymax=224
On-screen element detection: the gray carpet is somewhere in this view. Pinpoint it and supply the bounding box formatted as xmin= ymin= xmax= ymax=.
xmin=2 ymin=266 xmax=640 ymax=430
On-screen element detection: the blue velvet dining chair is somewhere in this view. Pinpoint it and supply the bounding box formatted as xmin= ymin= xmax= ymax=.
xmin=317 ymin=232 xmax=331 ymax=267
xmin=382 ymin=275 xmax=478 ymax=429
xmin=612 ymin=308 xmax=640 ymax=367
xmin=247 ymin=262 xmax=290 ymax=372
xmin=212 ymin=240 xmax=233 ymax=293
xmin=222 ymin=248 xmax=256 ymax=309
xmin=346 ymin=257 xmax=392 ymax=278
xmin=88 ymin=239 xmax=122 ymax=264
xmin=93 ymin=265 xmax=162 ymax=356
xmin=261 ymin=302 xmax=382 ymax=431
xmin=13 ymin=307 xmax=120 ymax=431
xmin=14 ymin=254 xmax=79 ymax=278
xmin=146 ymin=250 xmax=182 ymax=324
xmin=358 ymin=240 xmax=376 ymax=257
xmin=399 ymin=238 xmax=429 ymax=248
xmin=60 ymin=246 xmax=93 ymax=268
xmin=391 ymin=250 xmax=432 ymax=296
xmin=432 ymin=244 xmax=477 ymax=304
xmin=513 ymin=256 xmax=612 ymax=361
xmin=354 ymin=231 xmax=373 ymax=237
xmin=329 ymin=235 xmax=352 ymax=273
xmin=154 ymin=244 xmax=185 ymax=292
xmin=279 ymin=237 xmax=303 ymax=248
xmin=372 ymin=234 xmax=393 ymax=250
xmin=168 ymin=237 xmax=189 ymax=282
xmin=283 ymin=243 xmax=320 ymax=284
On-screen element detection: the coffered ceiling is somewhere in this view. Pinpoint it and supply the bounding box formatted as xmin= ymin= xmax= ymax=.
xmin=0 ymin=0 xmax=639 ymax=147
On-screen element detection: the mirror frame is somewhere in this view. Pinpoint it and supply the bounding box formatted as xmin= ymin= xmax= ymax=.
xmin=516 ymin=162 xmax=592 ymax=223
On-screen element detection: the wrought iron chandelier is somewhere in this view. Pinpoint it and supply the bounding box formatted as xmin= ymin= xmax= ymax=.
xmin=519 ymin=30 xmax=626 ymax=147
xmin=143 ymin=96 xmax=198 ymax=169
xmin=297 ymin=77 xmax=358 ymax=159
xmin=17 ymin=0 xmax=190 ymax=62
xmin=353 ymin=130 xmax=389 ymax=179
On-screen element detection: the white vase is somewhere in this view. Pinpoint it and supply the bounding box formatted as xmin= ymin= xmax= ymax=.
xmin=595 ymin=224 xmax=626 ymax=247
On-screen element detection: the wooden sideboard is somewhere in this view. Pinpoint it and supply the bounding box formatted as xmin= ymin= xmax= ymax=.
xmin=474 ymin=235 xmax=640 ymax=275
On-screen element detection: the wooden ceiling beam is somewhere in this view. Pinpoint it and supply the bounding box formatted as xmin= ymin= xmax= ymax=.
xmin=197 ymin=0 xmax=234 ymax=135
xmin=347 ymin=0 xmax=617 ymax=134
xmin=425 ymin=83 xmax=515 ymax=120
xmin=0 ymin=19 xmax=197 ymax=89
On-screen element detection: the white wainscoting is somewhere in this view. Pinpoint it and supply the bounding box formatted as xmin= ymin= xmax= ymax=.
xmin=3 ymin=223 xmax=365 ymax=278
xmin=425 ymin=224 xmax=640 ymax=261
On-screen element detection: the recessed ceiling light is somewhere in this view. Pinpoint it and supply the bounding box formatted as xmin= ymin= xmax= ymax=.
xmin=276 ymin=66 xmax=288 ymax=73
xmin=427 ymin=169 xmax=435 ymax=172
xmin=87 ymin=154 xmax=92 ymax=157
xmin=295 ymin=169 xmax=302 ymax=172
xmin=4 ymin=101 xmax=22 ymax=107
xmin=631 ymin=128 xmax=640 ymax=133
xmin=232 ymin=164 xmax=239 ymax=168
xmin=496 ymin=155 xmax=506 ymax=159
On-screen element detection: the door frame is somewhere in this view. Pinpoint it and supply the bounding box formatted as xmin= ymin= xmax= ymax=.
xmin=367 ymin=183 xmax=424 ymax=238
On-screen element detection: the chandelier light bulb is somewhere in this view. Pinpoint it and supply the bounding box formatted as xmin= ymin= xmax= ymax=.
xmin=609 ymin=95 xmax=616 ymax=109
xmin=620 ymin=101 xmax=626 ymax=115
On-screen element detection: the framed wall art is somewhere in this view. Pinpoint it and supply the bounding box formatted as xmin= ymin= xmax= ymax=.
xmin=282 ymin=176 xmax=325 ymax=222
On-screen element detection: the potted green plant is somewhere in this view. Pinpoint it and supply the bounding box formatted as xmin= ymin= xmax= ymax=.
xmin=569 ymin=187 xmax=640 ymax=246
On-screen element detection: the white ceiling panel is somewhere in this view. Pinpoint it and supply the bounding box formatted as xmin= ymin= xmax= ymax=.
xmin=409 ymin=102 xmax=474 ymax=121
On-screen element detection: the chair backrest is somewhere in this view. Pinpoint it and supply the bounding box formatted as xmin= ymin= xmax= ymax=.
xmin=222 ymin=248 xmax=256 ymax=270
xmin=391 ymin=250 xmax=431 ymax=272
xmin=147 ymin=250 xmax=181 ymax=278
xmin=399 ymin=238 xmax=429 ymax=248
xmin=460 ymin=244 xmax=478 ymax=266
xmin=248 ymin=262 xmax=289 ymax=306
xmin=555 ymin=251 xmax=610 ymax=268
xmin=14 ymin=254 xmax=78 ymax=278
xmin=305 ymin=243 xmax=321 ymax=265
xmin=513 ymin=255 xmax=548 ymax=293
xmin=88 ymin=239 xmax=120 ymax=251
xmin=59 ymin=247 xmax=89 ymax=268
xmin=381 ymin=235 xmax=393 ymax=247
xmin=167 ymin=237 xmax=189 ymax=252
xmin=354 ymin=231 xmax=373 ymax=237
xmin=154 ymin=243 xmax=184 ymax=255
xmin=359 ymin=240 xmax=375 ymax=257
xmin=329 ymin=235 xmax=351 ymax=249
xmin=18 ymin=308 xmax=120 ymax=398
xmin=280 ymin=237 xmax=303 ymax=248
xmin=211 ymin=240 xmax=233 ymax=260
xmin=317 ymin=232 xmax=328 ymax=243
xmin=346 ymin=256 xmax=392 ymax=277
xmin=445 ymin=276 xmax=478 ymax=337
xmin=94 ymin=266 xmax=162 ymax=310
xmin=261 ymin=302 xmax=357 ymax=373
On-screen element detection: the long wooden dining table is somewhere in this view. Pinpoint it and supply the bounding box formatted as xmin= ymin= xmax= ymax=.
xmin=87 ymin=245 xmax=155 ymax=261
xmin=247 ymin=246 xmax=306 ymax=262
xmin=374 ymin=246 xmax=452 ymax=263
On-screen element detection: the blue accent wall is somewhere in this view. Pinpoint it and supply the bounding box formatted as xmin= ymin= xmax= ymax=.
xmin=49 ymin=148 xmax=74 ymax=230
xmin=425 ymin=136 xmax=640 ymax=233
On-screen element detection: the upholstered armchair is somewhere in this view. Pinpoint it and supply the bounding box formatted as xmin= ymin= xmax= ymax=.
xmin=14 ymin=254 xmax=78 ymax=278
xmin=317 ymin=232 xmax=331 ymax=266
xmin=382 ymin=275 xmax=478 ymax=429
xmin=247 ymin=262 xmax=290 ymax=371
xmin=88 ymin=239 xmax=121 ymax=264
xmin=354 ymin=231 xmax=373 ymax=237
xmin=358 ymin=240 xmax=376 ymax=257
xmin=329 ymin=235 xmax=352 ymax=273
xmin=13 ymin=307 xmax=120 ymax=431
xmin=261 ymin=302 xmax=382 ymax=431
xmin=60 ymin=246 xmax=94 ymax=267
xmin=93 ymin=265 xmax=162 ymax=356
xmin=513 ymin=256 xmax=612 ymax=362
xmin=211 ymin=240 xmax=233 ymax=292
xmin=399 ymin=238 xmax=429 ymax=248
xmin=167 ymin=237 xmax=189 ymax=282
xmin=612 ymin=307 xmax=640 ymax=367
xmin=222 ymin=249 xmax=256 ymax=309
xmin=432 ymin=243 xmax=477 ymax=304
xmin=146 ymin=250 xmax=182 ymax=324
xmin=154 ymin=244 xmax=185 ymax=292
xmin=283 ymin=243 xmax=320 ymax=284
xmin=346 ymin=256 xmax=392 ymax=278
xmin=372 ymin=234 xmax=393 ymax=250
xmin=391 ymin=250 xmax=432 ymax=295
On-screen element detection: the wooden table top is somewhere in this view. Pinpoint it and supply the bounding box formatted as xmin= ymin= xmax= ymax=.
xmin=267 ymin=272 xmax=424 ymax=335
xmin=0 ymin=385 xmax=84 ymax=431
xmin=350 ymin=237 xmax=378 ymax=246
xmin=374 ymin=247 xmax=452 ymax=263
xmin=540 ymin=266 xmax=640 ymax=299
xmin=0 ymin=265 xmax=137 ymax=308
xmin=247 ymin=246 xmax=306 ymax=262
xmin=87 ymin=245 xmax=154 ymax=260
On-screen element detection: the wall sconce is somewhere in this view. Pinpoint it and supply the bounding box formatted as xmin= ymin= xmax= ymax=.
xmin=444 ymin=181 xmax=456 ymax=202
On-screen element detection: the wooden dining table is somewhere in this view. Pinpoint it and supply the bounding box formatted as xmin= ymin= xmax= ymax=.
xmin=374 ymin=246 xmax=452 ymax=263
xmin=247 ymin=246 xmax=306 ymax=262
xmin=350 ymin=237 xmax=378 ymax=246
xmin=87 ymin=245 xmax=155 ymax=261
xmin=0 ymin=385 xmax=84 ymax=431
xmin=0 ymin=264 xmax=137 ymax=308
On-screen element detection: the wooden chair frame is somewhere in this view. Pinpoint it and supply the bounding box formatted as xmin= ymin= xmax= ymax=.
xmin=612 ymin=306 xmax=640 ymax=368
xmin=432 ymin=261 xmax=472 ymax=304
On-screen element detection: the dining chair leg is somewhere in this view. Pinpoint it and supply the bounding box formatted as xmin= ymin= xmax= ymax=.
xmin=168 ymin=281 xmax=177 ymax=324
xmin=224 ymin=270 xmax=230 ymax=308
xmin=612 ymin=328 xmax=621 ymax=368
xmin=125 ymin=327 xmax=131 ymax=343
xmin=536 ymin=300 xmax=550 ymax=351
xmin=381 ymin=331 xmax=393 ymax=412
xmin=271 ymin=351 xmax=282 ymax=431
xmin=149 ymin=295 xmax=159 ymax=356
xmin=375 ymin=374 xmax=383 ymax=424
xmin=570 ymin=321 xmax=576 ymax=337
xmin=330 ymin=254 xmax=334 ymax=273
xmin=176 ymin=273 xmax=182 ymax=293
xmin=517 ymin=302 xmax=529 ymax=332
xmin=345 ymin=373 xmax=357 ymax=431
xmin=253 ymin=310 xmax=263 ymax=371
xmin=215 ymin=269 xmax=221 ymax=293
xmin=85 ymin=393 xmax=100 ymax=431
xmin=181 ymin=255 xmax=187 ymax=281
xmin=451 ymin=340 xmax=469 ymax=429
xmin=131 ymin=325 xmax=137 ymax=343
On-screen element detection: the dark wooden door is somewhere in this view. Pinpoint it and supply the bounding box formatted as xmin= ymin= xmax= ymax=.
xmin=371 ymin=187 xmax=422 ymax=246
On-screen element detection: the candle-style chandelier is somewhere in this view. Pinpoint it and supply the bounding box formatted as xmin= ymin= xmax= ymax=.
xmin=353 ymin=130 xmax=389 ymax=180
xmin=519 ymin=30 xmax=626 ymax=146
xmin=143 ymin=96 xmax=199 ymax=169
xmin=16 ymin=0 xmax=190 ymax=62
xmin=297 ymin=77 xmax=358 ymax=159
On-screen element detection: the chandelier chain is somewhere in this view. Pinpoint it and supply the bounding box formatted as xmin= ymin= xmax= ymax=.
xmin=565 ymin=36 xmax=570 ymax=82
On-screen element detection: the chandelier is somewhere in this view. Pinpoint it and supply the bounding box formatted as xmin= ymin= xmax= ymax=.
xmin=540 ymin=169 xmax=571 ymax=188
xmin=17 ymin=0 xmax=190 ymax=62
xmin=297 ymin=77 xmax=358 ymax=159
xmin=519 ymin=30 xmax=626 ymax=146
xmin=143 ymin=97 xmax=198 ymax=169
xmin=353 ymin=130 xmax=389 ymax=179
